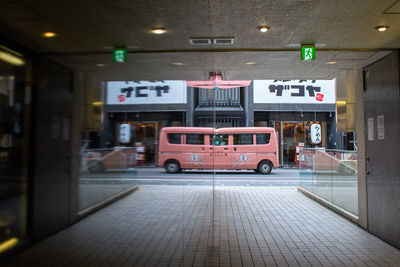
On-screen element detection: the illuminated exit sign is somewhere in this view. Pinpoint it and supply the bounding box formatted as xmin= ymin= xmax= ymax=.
xmin=113 ymin=49 xmax=127 ymax=63
xmin=301 ymin=44 xmax=315 ymax=61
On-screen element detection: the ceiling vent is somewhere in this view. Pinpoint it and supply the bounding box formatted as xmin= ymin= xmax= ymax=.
xmin=189 ymin=38 xmax=212 ymax=45
xmin=213 ymin=37 xmax=234 ymax=45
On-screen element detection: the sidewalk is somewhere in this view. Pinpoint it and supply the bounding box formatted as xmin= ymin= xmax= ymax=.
xmin=5 ymin=186 xmax=400 ymax=266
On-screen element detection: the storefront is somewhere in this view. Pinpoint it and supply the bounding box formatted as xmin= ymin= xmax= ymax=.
xmin=251 ymin=80 xmax=337 ymax=167
xmin=102 ymin=81 xmax=188 ymax=165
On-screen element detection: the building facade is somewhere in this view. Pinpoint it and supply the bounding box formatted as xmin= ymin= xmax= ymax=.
xmin=101 ymin=79 xmax=339 ymax=167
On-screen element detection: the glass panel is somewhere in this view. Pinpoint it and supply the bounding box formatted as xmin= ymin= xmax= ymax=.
xmin=0 ymin=56 xmax=30 ymax=253
xmin=213 ymin=134 xmax=228 ymax=146
xmin=233 ymin=134 xmax=253 ymax=145
xmin=299 ymin=148 xmax=358 ymax=215
xmin=168 ymin=133 xmax=181 ymax=144
xmin=256 ymin=133 xmax=271 ymax=145
xmin=186 ymin=134 xmax=204 ymax=145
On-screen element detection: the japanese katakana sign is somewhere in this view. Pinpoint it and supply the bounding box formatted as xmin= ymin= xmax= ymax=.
xmin=253 ymin=80 xmax=335 ymax=104
xmin=107 ymin=81 xmax=187 ymax=105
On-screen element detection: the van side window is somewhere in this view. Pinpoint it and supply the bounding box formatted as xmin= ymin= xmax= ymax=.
xmin=167 ymin=133 xmax=181 ymax=144
xmin=186 ymin=134 xmax=204 ymax=145
xmin=214 ymin=134 xmax=229 ymax=146
xmin=256 ymin=133 xmax=271 ymax=145
xmin=233 ymin=134 xmax=253 ymax=145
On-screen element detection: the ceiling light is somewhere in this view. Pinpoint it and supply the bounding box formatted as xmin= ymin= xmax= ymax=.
xmin=96 ymin=63 xmax=106 ymax=67
xmin=327 ymin=61 xmax=337 ymax=64
xmin=245 ymin=62 xmax=256 ymax=65
xmin=151 ymin=28 xmax=167 ymax=34
xmin=42 ymin=32 xmax=56 ymax=38
xmin=375 ymin=25 xmax=389 ymax=32
xmin=257 ymin=26 xmax=271 ymax=32
xmin=172 ymin=62 xmax=184 ymax=66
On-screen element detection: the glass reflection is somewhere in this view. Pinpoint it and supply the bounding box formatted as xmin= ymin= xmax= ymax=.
xmin=0 ymin=58 xmax=29 ymax=253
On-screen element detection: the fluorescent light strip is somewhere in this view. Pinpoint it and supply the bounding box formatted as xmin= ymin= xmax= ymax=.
xmin=0 ymin=51 xmax=25 ymax=66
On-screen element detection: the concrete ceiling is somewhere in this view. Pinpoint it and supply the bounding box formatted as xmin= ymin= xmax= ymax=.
xmin=0 ymin=0 xmax=399 ymax=80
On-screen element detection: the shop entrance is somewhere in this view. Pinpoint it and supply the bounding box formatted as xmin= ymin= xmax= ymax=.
xmin=132 ymin=122 xmax=164 ymax=165
xmin=275 ymin=122 xmax=306 ymax=167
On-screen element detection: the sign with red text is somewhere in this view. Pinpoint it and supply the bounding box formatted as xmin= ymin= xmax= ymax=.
xmin=107 ymin=81 xmax=187 ymax=105
xmin=253 ymin=79 xmax=335 ymax=104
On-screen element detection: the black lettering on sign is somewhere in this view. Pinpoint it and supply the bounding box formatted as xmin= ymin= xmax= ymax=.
xmin=121 ymin=87 xmax=134 ymax=97
xmin=306 ymin=86 xmax=321 ymax=97
xmin=150 ymin=86 xmax=170 ymax=97
xmin=291 ymin=85 xmax=305 ymax=97
xmin=135 ymin=86 xmax=148 ymax=97
xmin=120 ymin=85 xmax=171 ymax=98
xmin=269 ymin=84 xmax=284 ymax=96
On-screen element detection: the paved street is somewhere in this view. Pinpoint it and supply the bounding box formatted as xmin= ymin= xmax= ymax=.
xmin=79 ymin=167 xmax=356 ymax=187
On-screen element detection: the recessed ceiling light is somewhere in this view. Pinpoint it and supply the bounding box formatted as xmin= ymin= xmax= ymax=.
xmin=375 ymin=25 xmax=389 ymax=32
xmin=172 ymin=62 xmax=184 ymax=66
xmin=257 ymin=26 xmax=271 ymax=32
xmin=96 ymin=63 xmax=106 ymax=67
xmin=245 ymin=62 xmax=256 ymax=65
xmin=327 ymin=61 xmax=337 ymax=64
xmin=151 ymin=28 xmax=167 ymax=34
xmin=42 ymin=32 xmax=56 ymax=38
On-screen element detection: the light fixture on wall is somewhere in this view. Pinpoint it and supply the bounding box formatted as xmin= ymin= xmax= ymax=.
xmin=0 ymin=46 xmax=25 ymax=66
xmin=301 ymin=111 xmax=304 ymax=117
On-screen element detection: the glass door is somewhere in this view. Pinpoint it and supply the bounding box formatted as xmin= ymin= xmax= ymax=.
xmin=281 ymin=122 xmax=305 ymax=167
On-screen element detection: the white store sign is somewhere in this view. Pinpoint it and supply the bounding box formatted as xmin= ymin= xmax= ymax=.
xmin=107 ymin=81 xmax=187 ymax=105
xmin=253 ymin=79 xmax=335 ymax=104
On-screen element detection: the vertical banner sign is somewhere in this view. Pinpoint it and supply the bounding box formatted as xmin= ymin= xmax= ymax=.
xmin=311 ymin=123 xmax=321 ymax=144
xmin=301 ymin=44 xmax=315 ymax=61
xmin=119 ymin=123 xmax=131 ymax=143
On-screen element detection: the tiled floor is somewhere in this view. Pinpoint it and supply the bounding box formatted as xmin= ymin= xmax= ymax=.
xmin=5 ymin=186 xmax=400 ymax=266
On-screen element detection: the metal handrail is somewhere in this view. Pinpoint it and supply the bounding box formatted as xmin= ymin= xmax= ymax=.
xmin=302 ymin=148 xmax=357 ymax=154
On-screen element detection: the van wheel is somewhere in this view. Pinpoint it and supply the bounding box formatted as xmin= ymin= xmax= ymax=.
xmin=88 ymin=160 xmax=105 ymax=173
xmin=258 ymin=160 xmax=272 ymax=174
xmin=165 ymin=160 xmax=181 ymax=173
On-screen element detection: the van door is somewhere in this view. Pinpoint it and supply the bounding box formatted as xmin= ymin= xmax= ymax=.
xmin=213 ymin=134 xmax=232 ymax=170
xmin=231 ymin=133 xmax=256 ymax=169
xmin=182 ymin=133 xmax=209 ymax=169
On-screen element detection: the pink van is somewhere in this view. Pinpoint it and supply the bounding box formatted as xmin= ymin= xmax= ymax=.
xmin=158 ymin=127 xmax=279 ymax=174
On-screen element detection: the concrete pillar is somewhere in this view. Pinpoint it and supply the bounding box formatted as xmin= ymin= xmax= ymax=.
xmin=70 ymin=72 xmax=84 ymax=222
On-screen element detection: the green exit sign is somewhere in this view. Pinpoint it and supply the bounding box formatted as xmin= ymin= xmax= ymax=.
xmin=301 ymin=44 xmax=315 ymax=61
xmin=113 ymin=49 xmax=127 ymax=63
